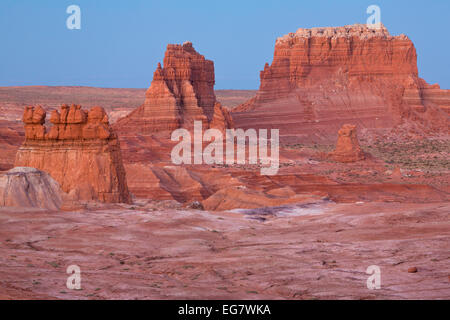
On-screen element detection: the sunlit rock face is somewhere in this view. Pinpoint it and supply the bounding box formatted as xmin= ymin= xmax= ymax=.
xmin=233 ymin=24 xmax=449 ymax=143
xmin=328 ymin=124 xmax=365 ymax=163
xmin=115 ymin=42 xmax=232 ymax=136
xmin=0 ymin=167 xmax=64 ymax=210
xmin=15 ymin=105 xmax=131 ymax=204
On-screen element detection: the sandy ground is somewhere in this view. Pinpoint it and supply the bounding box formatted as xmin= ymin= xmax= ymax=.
xmin=0 ymin=201 xmax=448 ymax=300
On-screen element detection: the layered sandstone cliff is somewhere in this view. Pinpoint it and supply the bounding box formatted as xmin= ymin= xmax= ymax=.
xmin=232 ymin=24 xmax=449 ymax=142
xmin=15 ymin=105 xmax=131 ymax=203
xmin=115 ymin=42 xmax=233 ymax=135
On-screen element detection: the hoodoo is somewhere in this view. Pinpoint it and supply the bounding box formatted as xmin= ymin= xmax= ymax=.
xmin=328 ymin=124 xmax=365 ymax=162
xmin=15 ymin=104 xmax=131 ymax=203
xmin=115 ymin=42 xmax=233 ymax=135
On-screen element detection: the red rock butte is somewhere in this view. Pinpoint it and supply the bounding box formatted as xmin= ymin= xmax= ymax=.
xmin=232 ymin=24 xmax=449 ymax=142
xmin=115 ymin=41 xmax=233 ymax=135
xmin=14 ymin=104 xmax=131 ymax=203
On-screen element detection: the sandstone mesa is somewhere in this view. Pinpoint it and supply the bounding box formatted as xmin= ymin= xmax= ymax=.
xmin=0 ymin=167 xmax=64 ymax=210
xmin=232 ymin=23 xmax=450 ymax=142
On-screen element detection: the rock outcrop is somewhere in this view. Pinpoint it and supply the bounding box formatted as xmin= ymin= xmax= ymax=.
xmin=0 ymin=167 xmax=64 ymax=210
xmin=115 ymin=42 xmax=233 ymax=135
xmin=232 ymin=24 xmax=449 ymax=142
xmin=202 ymin=186 xmax=325 ymax=211
xmin=328 ymin=124 xmax=365 ymax=162
xmin=15 ymin=105 xmax=131 ymax=203
xmin=210 ymin=102 xmax=234 ymax=132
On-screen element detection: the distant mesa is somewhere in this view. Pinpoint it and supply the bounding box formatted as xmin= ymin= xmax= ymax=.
xmin=232 ymin=23 xmax=450 ymax=142
xmin=328 ymin=124 xmax=365 ymax=163
xmin=115 ymin=42 xmax=233 ymax=136
xmin=202 ymin=186 xmax=326 ymax=211
xmin=15 ymin=104 xmax=131 ymax=204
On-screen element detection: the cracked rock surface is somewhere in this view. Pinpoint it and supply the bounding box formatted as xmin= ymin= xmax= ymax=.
xmin=0 ymin=201 xmax=448 ymax=299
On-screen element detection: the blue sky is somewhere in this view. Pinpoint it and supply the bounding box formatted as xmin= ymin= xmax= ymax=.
xmin=0 ymin=0 xmax=448 ymax=89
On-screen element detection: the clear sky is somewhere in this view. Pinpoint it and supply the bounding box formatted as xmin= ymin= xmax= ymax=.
xmin=0 ymin=0 xmax=448 ymax=89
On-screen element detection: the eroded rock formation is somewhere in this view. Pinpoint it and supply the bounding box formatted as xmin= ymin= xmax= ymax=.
xmin=15 ymin=105 xmax=131 ymax=203
xmin=202 ymin=186 xmax=325 ymax=211
xmin=232 ymin=24 xmax=449 ymax=142
xmin=328 ymin=124 xmax=365 ymax=162
xmin=210 ymin=102 xmax=234 ymax=132
xmin=0 ymin=167 xmax=64 ymax=210
xmin=115 ymin=42 xmax=233 ymax=135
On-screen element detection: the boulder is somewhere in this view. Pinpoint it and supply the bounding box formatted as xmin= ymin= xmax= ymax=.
xmin=115 ymin=42 xmax=233 ymax=135
xmin=0 ymin=167 xmax=63 ymax=210
xmin=232 ymin=23 xmax=449 ymax=142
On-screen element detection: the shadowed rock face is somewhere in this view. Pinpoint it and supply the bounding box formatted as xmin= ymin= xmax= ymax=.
xmin=15 ymin=105 xmax=131 ymax=204
xmin=0 ymin=167 xmax=63 ymax=210
xmin=115 ymin=42 xmax=233 ymax=135
xmin=232 ymin=24 xmax=449 ymax=142
xmin=329 ymin=124 xmax=365 ymax=162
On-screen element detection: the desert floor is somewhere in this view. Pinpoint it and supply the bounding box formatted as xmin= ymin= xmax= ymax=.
xmin=0 ymin=201 xmax=449 ymax=300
